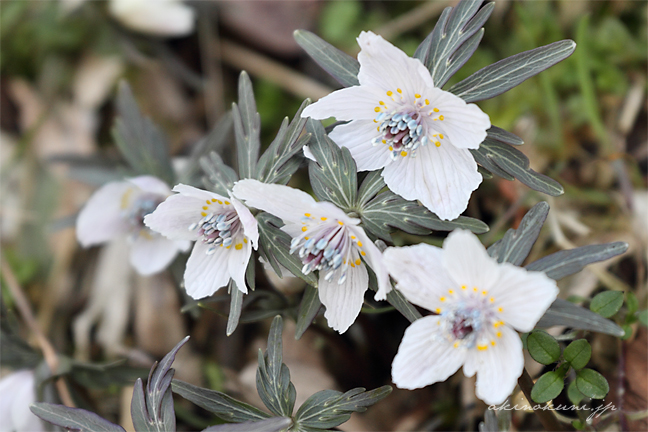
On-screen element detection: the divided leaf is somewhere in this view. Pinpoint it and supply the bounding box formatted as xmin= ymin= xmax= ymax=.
xmin=449 ymin=40 xmax=576 ymax=102
xmin=232 ymin=71 xmax=262 ymax=180
xmin=486 ymin=125 xmax=524 ymax=146
xmin=203 ymin=417 xmax=292 ymax=432
xmin=295 ymin=285 xmax=322 ymax=340
xmin=526 ymin=242 xmax=628 ymax=280
xmin=201 ymin=152 xmax=239 ymax=196
xmin=414 ymin=0 xmax=494 ymax=88
xmin=487 ymin=202 xmax=549 ymax=265
xmin=536 ymin=299 xmax=625 ymax=337
xmin=293 ymin=30 xmax=360 ymax=87
xmin=112 ymin=82 xmax=175 ymax=184
xmin=307 ymin=119 xmax=358 ymax=210
xmin=294 ymin=386 xmax=392 ymax=430
xmin=256 ymin=316 xmax=296 ymax=417
xmin=257 ymin=99 xmax=311 ymax=185
xmin=360 ymin=190 xmax=489 ymax=242
xmin=355 ymin=170 xmax=386 ymax=208
xmin=227 ymin=283 xmax=244 ymax=336
xmin=30 ymin=403 xmax=126 ymax=432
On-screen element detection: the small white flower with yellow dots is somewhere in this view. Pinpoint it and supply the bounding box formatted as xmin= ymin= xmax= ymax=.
xmin=301 ymin=31 xmax=491 ymax=221
xmin=232 ymin=179 xmax=390 ymax=334
xmin=144 ymin=184 xmax=258 ymax=299
xmin=385 ymin=229 xmax=558 ymax=405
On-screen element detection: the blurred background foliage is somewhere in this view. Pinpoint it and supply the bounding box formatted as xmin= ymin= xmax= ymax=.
xmin=1 ymin=1 xmax=646 ymax=431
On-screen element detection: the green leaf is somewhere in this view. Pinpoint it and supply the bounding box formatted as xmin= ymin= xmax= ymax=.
xmin=256 ymin=99 xmax=311 ymax=185
xmin=527 ymin=330 xmax=561 ymax=365
xmin=487 ymin=202 xmax=549 ymax=265
xmin=531 ymin=371 xmax=564 ymax=403
xmin=449 ymin=40 xmax=576 ymax=102
xmin=293 ymin=29 xmax=360 ymax=87
xmin=621 ymin=324 xmax=633 ymax=340
xmin=171 ymin=380 xmax=271 ymax=423
xmin=385 ymin=288 xmax=422 ymax=323
xmin=30 ymin=403 xmax=126 ymax=432
xmin=181 ymin=112 xmax=233 ymax=184
xmin=526 ymin=242 xmax=628 ymax=280
xmin=294 ymin=386 xmax=392 ymax=430
xmin=536 ymin=299 xmax=625 ymax=337
xmin=626 ymin=292 xmax=639 ymax=315
xmin=232 ymin=71 xmax=261 ymax=180
xmin=256 ymin=316 xmax=296 ymax=417
xmin=567 ymin=380 xmax=585 ymax=405
xmin=295 ymin=285 xmax=322 ymax=340
xmin=307 ymin=119 xmax=357 ymax=210
xmin=563 ymin=339 xmax=591 ymax=370
xmin=227 ymin=284 xmax=244 ymax=336
xmin=359 ymin=190 xmax=488 ymax=242
xmin=572 ymin=419 xmax=586 ymax=430
xmin=590 ymin=291 xmax=624 ymax=318
xmin=256 ymin=212 xmax=318 ymax=287
xmin=201 ymin=151 xmax=239 ymax=196
xmin=355 ymin=171 xmax=386 ymax=208
xmin=414 ymin=1 xmax=494 ymax=88
xmin=638 ymin=310 xmax=648 ymax=326
xmin=471 ymin=139 xmax=563 ymax=196
xmin=575 ymin=369 xmax=609 ymax=399
xmin=112 ymin=81 xmax=175 ymax=184
xmin=131 ymin=336 xmax=189 ymax=432
xmin=203 ymin=417 xmax=292 ymax=432
xmin=487 ymin=125 xmax=524 ymax=146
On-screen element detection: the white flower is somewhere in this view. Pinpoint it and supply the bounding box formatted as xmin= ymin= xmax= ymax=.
xmin=385 ymin=230 xmax=558 ymax=405
xmin=109 ymin=0 xmax=195 ymax=37
xmin=76 ymin=176 xmax=190 ymax=275
xmin=232 ymin=179 xmax=390 ymax=334
xmin=0 ymin=370 xmax=43 ymax=432
xmin=301 ymin=31 xmax=491 ymax=221
xmin=144 ymin=184 xmax=258 ymax=299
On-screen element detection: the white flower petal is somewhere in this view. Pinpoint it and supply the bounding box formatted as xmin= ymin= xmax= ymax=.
xmin=301 ymin=86 xmax=386 ymax=121
xmin=392 ymin=316 xmax=465 ymax=389
xmin=329 ymin=120 xmax=392 ymax=171
xmin=127 ymin=175 xmax=171 ymax=196
xmin=0 ymin=370 xmax=42 ymax=432
xmin=143 ymin=193 xmax=203 ymax=241
xmin=109 ymin=0 xmax=195 ymax=37
xmin=302 ymin=145 xmax=316 ymax=161
xmin=383 ymin=244 xmax=456 ymax=310
xmin=351 ymin=226 xmax=390 ymax=300
xmin=233 ymin=179 xmax=318 ymax=224
xmin=382 ymin=140 xmax=482 ymax=221
xmin=470 ymin=325 xmax=524 ymax=405
xmin=229 ymin=194 xmax=259 ymax=248
xmin=228 ymin=240 xmax=252 ymax=294
xmin=76 ymin=181 xmax=133 ymax=246
xmin=442 ymin=230 xmax=500 ymax=291
xmin=357 ymin=31 xmax=435 ymax=98
xmin=489 ymin=263 xmax=559 ymax=332
xmin=172 ymin=183 xmax=227 ymax=202
xmin=130 ymin=233 xmax=180 ymax=275
xmin=423 ymin=92 xmax=490 ymax=150
xmin=318 ymin=263 xmax=368 ymax=333
xmin=184 ymin=242 xmax=231 ymax=299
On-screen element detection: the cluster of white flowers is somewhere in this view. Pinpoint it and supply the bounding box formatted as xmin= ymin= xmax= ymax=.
xmin=73 ymin=31 xmax=560 ymax=406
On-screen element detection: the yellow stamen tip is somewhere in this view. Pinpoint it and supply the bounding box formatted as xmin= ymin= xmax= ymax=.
xmin=388 ymin=146 xmax=393 ymax=151
xmin=235 ymin=243 xmax=243 ymax=250
xmin=386 ymin=91 xmax=393 ymax=96
xmin=477 ymin=345 xmax=488 ymax=351
xmin=374 ymin=107 xmax=381 ymax=112
xmin=338 ymin=221 xmax=344 ymax=225
xmin=304 ymin=213 xmax=311 ymax=217
xmin=351 ymin=236 xmax=356 ymax=239
xmin=205 ymin=200 xmax=211 ymax=204
xmin=439 ymin=115 xmax=444 ymax=121
xmin=360 ymin=251 xmax=366 ymax=256
xmin=379 ymin=101 xmax=385 ymax=105
xmin=355 ymin=259 xmax=361 ymax=265
xmin=224 ymin=201 xmax=230 ymax=205
xmin=415 ymin=93 xmax=421 ymax=98
xmin=433 ymin=108 xmax=439 ymax=112
xmin=491 ymin=340 xmax=496 ymax=346
xmin=461 ymin=285 xmax=467 ymax=290
xmin=497 ymin=331 xmax=502 ymax=338
xmin=439 ymin=134 xmax=444 ymax=139
xmin=211 ymin=198 xmax=217 ymax=203
xmin=436 ymin=308 xmax=442 ymax=313
xmin=202 ymin=206 xmax=208 ymax=210
xmin=425 ymin=99 xmax=430 ymax=105
xmin=397 ymin=88 xmax=402 ymax=93
xmin=454 ymin=342 xmax=459 ymax=348
xmin=400 ymin=151 xmax=407 ymax=157
xmin=498 ymin=307 xmax=503 ymax=312
xmin=357 ymin=241 xmax=363 ymax=247
xmin=482 ymin=291 xmax=487 ymax=296
xmin=244 ymin=238 xmax=248 ymax=243
xmin=217 ymin=200 xmax=223 ymax=204
xmin=201 ymin=212 xmax=207 ymax=217
xmin=473 ymin=287 xmax=478 ymax=292
xmin=440 ymin=297 xmax=446 ymax=302
xmin=302 ymin=226 xmax=308 ymax=232
xmin=448 ymin=290 xmax=454 ymax=294
xmin=490 ymin=297 xmax=495 ymax=303
xmin=321 ymin=217 xmax=327 ymax=221
xmin=435 ymin=141 xmax=441 ymax=147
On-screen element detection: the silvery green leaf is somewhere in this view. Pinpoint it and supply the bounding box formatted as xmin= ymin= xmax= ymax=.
xmin=449 ymin=40 xmax=576 ymax=102
xmin=356 ymin=171 xmax=386 ymax=208
xmin=30 ymin=403 xmax=126 ymax=432
xmin=487 ymin=202 xmax=549 ymax=265
xmin=526 ymin=242 xmax=628 ymax=280
xmin=293 ymin=29 xmax=360 ymax=87
xmin=201 ymin=151 xmax=239 ymax=196
xmin=478 ymin=408 xmax=498 ymax=432
xmin=257 ymin=99 xmax=311 ymax=185
xmin=477 ymin=165 xmax=494 ymax=179
xmin=535 ymin=299 xmax=625 ymax=337
xmin=112 ymin=82 xmax=175 ymax=184
xmin=471 ymin=139 xmax=564 ymax=196
xmin=0 ymin=325 xmax=41 ymax=369
xmin=131 ymin=336 xmax=189 ymax=432
xmin=487 ymin=125 xmax=524 ymax=146
xmin=181 ymin=112 xmax=233 ymax=183
xmin=256 ymin=316 xmax=296 ymax=417
xmin=385 ymin=288 xmax=422 ymax=323
xmin=295 ymin=285 xmax=321 ymax=340
xmin=415 ymin=1 xmax=494 ymax=88
xmin=294 ymin=386 xmax=392 ymax=430
xmin=202 ymin=417 xmax=292 ymax=432
xmin=227 ymin=282 xmax=244 ymax=336
xmin=233 ymin=71 xmax=261 ymax=179
xmin=171 ymin=380 xmax=271 ymax=423
xmin=256 ymin=213 xmax=318 ymax=287
xmin=471 ymin=146 xmax=515 ymax=181
xmin=307 ymin=119 xmax=357 ymax=210
xmin=359 ymin=191 xmax=489 ymax=242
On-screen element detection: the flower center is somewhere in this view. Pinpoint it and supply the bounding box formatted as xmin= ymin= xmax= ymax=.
xmin=290 ymin=214 xmax=365 ymax=285
xmin=188 ymin=203 xmax=244 ymax=254
xmin=124 ymin=193 xmax=163 ymax=227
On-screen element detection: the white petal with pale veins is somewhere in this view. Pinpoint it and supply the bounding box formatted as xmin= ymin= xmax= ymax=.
xmin=184 ymin=241 xmax=231 ymax=299
xmin=130 ymin=233 xmax=182 ymax=275
xmin=76 ymin=181 xmax=133 ymax=246
xmin=318 ymin=262 xmax=368 ymax=333
xmin=328 ymin=120 xmax=392 ymax=171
